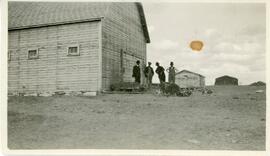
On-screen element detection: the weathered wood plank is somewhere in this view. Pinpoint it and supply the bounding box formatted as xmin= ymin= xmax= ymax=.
xmin=8 ymin=21 xmax=101 ymax=93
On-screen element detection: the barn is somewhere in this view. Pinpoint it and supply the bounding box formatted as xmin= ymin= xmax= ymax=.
xmin=175 ymin=70 xmax=205 ymax=88
xmin=8 ymin=2 xmax=150 ymax=95
xmin=215 ymin=75 xmax=238 ymax=86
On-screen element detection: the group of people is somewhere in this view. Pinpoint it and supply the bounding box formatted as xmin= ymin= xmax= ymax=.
xmin=132 ymin=60 xmax=178 ymax=88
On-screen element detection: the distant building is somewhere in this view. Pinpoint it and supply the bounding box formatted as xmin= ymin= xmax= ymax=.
xmin=249 ymin=81 xmax=266 ymax=86
xmin=215 ymin=75 xmax=238 ymax=85
xmin=8 ymin=2 xmax=150 ymax=95
xmin=175 ymin=70 xmax=205 ymax=88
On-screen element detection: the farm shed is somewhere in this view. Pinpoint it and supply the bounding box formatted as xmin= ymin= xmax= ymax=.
xmin=215 ymin=75 xmax=238 ymax=86
xmin=8 ymin=2 xmax=150 ymax=95
xmin=175 ymin=70 xmax=205 ymax=88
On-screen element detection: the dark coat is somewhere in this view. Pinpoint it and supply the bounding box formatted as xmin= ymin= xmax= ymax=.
xmin=132 ymin=65 xmax=141 ymax=83
xmin=156 ymin=66 xmax=165 ymax=82
xmin=144 ymin=66 xmax=154 ymax=77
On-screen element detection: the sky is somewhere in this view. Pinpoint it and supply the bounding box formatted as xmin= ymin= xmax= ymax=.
xmin=143 ymin=3 xmax=266 ymax=85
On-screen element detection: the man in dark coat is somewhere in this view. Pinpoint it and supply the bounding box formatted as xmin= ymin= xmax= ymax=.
xmin=144 ymin=62 xmax=154 ymax=89
xmin=155 ymin=62 xmax=166 ymax=84
xmin=132 ymin=60 xmax=141 ymax=83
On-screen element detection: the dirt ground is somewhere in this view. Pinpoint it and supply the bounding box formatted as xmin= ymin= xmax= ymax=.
xmin=8 ymin=86 xmax=266 ymax=150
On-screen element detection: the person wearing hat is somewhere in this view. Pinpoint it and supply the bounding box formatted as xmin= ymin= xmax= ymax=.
xmin=144 ymin=62 xmax=154 ymax=89
xmin=166 ymin=61 xmax=178 ymax=84
xmin=155 ymin=62 xmax=166 ymax=84
xmin=132 ymin=60 xmax=141 ymax=83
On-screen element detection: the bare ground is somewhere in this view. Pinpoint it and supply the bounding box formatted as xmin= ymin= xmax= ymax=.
xmin=8 ymin=86 xmax=266 ymax=150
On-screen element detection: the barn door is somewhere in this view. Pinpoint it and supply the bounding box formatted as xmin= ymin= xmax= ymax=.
xmin=120 ymin=49 xmax=144 ymax=83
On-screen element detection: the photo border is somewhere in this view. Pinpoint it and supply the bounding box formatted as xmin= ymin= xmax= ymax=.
xmin=1 ymin=0 xmax=269 ymax=155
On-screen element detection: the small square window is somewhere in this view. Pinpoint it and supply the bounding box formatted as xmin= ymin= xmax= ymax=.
xmin=67 ymin=45 xmax=80 ymax=56
xmin=28 ymin=49 xmax=39 ymax=59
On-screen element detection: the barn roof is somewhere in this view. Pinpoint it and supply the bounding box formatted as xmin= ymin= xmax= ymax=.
xmin=176 ymin=70 xmax=205 ymax=78
xmin=8 ymin=2 xmax=150 ymax=43
xmin=216 ymin=75 xmax=238 ymax=80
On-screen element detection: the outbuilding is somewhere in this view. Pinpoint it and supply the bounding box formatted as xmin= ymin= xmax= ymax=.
xmin=8 ymin=2 xmax=150 ymax=95
xmin=175 ymin=70 xmax=205 ymax=88
xmin=215 ymin=75 xmax=238 ymax=85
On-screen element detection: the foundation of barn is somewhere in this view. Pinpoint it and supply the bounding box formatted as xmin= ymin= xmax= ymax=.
xmin=8 ymin=90 xmax=98 ymax=97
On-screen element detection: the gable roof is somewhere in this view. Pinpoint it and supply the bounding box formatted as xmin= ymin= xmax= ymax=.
xmin=216 ymin=75 xmax=238 ymax=80
xmin=176 ymin=69 xmax=205 ymax=78
xmin=8 ymin=2 xmax=108 ymax=29
xmin=8 ymin=2 xmax=150 ymax=43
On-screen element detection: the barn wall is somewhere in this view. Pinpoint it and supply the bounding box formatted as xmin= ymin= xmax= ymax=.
xmin=101 ymin=3 xmax=147 ymax=90
xmin=8 ymin=21 xmax=101 ymax=94
xmin=215 ymin=77 xmax=238 ymax=85
xmin=175 ymin=72 xmax=203 ymax=88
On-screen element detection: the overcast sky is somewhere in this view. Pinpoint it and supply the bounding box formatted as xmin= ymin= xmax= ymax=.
xmin=143 ymin=3 xmax=266 ymax=85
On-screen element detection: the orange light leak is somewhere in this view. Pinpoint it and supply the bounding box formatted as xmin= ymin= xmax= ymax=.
xmin=190 ymin=40 xmax=204 ymax=51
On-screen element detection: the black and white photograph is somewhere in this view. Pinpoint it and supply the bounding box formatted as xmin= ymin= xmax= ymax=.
xmin=1 ymin=0 xmax=268 ymax=154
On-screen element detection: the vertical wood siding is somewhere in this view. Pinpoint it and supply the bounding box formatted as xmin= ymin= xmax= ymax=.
xmin=175 ymin=71 xmax=205 ymax=88
xmin=101 ymin=3 xmax=147 ymax=89
xmin=8 ymin=21 xmax=101 ymax=94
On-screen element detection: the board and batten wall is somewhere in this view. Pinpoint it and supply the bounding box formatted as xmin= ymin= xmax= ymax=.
xmin=101 ymin=3 xmax=147 ymax=90
xmin=8 ymin=21 xmax=102 ymax=94
xmin=175 ymin=72 xmax=205 ymax=88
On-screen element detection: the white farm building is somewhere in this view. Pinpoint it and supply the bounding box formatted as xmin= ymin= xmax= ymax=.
xmin=175 ymin=70 xmax=205 ymax=88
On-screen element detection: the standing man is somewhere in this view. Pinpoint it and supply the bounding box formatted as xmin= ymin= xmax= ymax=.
xmin=155 ymin=62 xmax=166 ymax=84
xmin=132 ymin=60 xmax=141 ymax=84
xmin=144 ymin=62 xmax=154 ymax=89
xmin=166 ymin=62 xmax=178 ymax=84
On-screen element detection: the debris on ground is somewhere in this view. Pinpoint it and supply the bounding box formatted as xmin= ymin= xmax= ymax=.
xmin=109 ymin=82 xmax=146 ymax=93
xmin=159 ymin=83 xmax=192 ymax=97
xmin=109 ymin=82 xmax=215 ymax=97
xmin=196 ymin=88 xmax=213 ymax=94
xmin=54 ymin=91 xmax=66 ymax=96
xmin=157 ymin=83 xmax=214 ymax=97
xmin=177 ymin=88 xmax=193 ymax=97
xmin=164 ymin=83 xmax=180 ymax=95
xmin=39 ymin=92 xmax=52 ymax=97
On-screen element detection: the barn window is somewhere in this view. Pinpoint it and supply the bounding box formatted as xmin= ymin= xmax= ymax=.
xmin=67 ymin=45 xmax=80 ymax=56
xmin=28 ymin=49 xmax=39 ymax=59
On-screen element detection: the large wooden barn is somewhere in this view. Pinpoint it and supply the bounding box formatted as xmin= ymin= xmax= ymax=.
xmin=8 ymin=2 xmax=150 ymax=95
xmin=175 ymin=70 xmax=205 ymax=88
